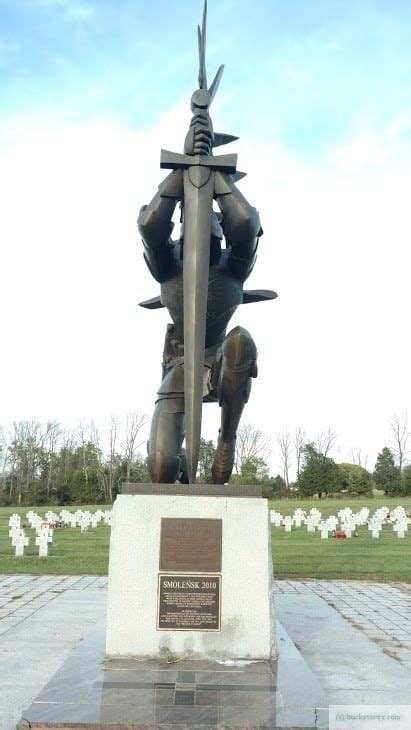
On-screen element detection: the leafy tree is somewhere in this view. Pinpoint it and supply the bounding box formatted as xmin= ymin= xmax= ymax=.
xmin=401 ymin=464 xmax=411 ymax=495
xmin=128 ymin=454 xmax=150 ymax=484
xmin=197 ymin=438 xmax=216 ymax=483
xmin=262 ymin=474 xmax=288 ymax=500
xmin=271 ymin=474 xmax=287 ymax=493
xmin=241 ymin=456 xmax=269 ymax=484
xmin=339 ymin=463 xmax=374 ymax=495
xmin=401 ymin=464 xmax=411 ymax=496
xmin=67 ymin=470 xmax=102 ymax=504
xmin=116 ymin=455 xmax=150 ymax=490
xmin=373 ymin=447 xmax=401 ymax=495
xmin=297 ymin=444 xmax=343 ymax=497
xmin=230 ymin=455 xmax=270 ymax=485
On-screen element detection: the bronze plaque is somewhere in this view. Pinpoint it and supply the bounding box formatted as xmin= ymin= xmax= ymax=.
xmin=159 ymin=518 xmax=222 ymax=572
xmin=157 ymin=573 xmax=221 ymax=631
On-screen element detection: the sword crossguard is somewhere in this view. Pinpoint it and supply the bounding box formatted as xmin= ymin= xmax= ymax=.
xmin=160 ymin=149 xmax=237 ymax=174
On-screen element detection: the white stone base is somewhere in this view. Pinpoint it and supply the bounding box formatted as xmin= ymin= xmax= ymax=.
xmin=106 ymin=493 xmax=275 ymax=660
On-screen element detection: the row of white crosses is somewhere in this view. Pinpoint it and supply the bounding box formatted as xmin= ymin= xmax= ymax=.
xmin=367 ymin=505 xmax=409 ymax=539
xmin=270 ymin=505 xmax=410 ymax=540
xmin=57 ymin=508 xmax=112 ymax=530
xmin=9 ymin=508 xmax=113 ymax=557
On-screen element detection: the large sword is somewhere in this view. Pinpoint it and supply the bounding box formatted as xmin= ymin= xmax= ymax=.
xmin=160 ymin=151 xmax=237 ymax=484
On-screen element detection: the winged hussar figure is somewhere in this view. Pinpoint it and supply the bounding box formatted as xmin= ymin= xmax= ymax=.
xmin=138 ymin=0 xmax=276 ymax=485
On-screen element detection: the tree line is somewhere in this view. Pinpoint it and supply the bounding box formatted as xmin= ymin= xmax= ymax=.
xmin=0 ymin=414 xmax=410 ymax=506
xmin=202 ymin=417 xmax=411 ymax=498
xmin=0 ymin=414 xmax=147 ymax=506
xmin=273 ymin=414 xmax=411 ymax=498
xmin=295 ymin=443 xmax=411 ymax=498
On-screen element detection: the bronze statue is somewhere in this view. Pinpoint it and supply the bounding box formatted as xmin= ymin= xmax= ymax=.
xmin=138 ymin=0 xmax=276 ymax=485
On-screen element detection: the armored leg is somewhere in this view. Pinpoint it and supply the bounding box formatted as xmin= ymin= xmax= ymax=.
xmin=211 ymin=326 xmax=257 ymax=484
xmin=147 ymin=399 xmax=185 ymax=483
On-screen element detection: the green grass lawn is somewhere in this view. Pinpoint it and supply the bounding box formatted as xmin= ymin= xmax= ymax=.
xmin=0 ymin=505 xmax=111 ymax=575
xmin=1 ymin=498 xmax=410 ymax=581
xmin=269 ymin=496 xmax=411 ymax=582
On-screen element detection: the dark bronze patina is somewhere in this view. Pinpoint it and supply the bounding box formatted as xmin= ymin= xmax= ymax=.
xmin=159 ymin=518 xmax=222 ymax=573
xmin=157 ymin=573 xmax=221 ymax=631
xmin=138 ymin=0 xmax=276 ymax=484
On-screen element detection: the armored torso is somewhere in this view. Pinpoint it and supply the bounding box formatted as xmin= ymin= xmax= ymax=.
xmin=160 ymin=244 xmax=243 ymax=348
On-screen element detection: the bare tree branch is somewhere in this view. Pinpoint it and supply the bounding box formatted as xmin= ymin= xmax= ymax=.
xmin=122 ymin=411 xmax=147 ymax=481
xmin=77 ymin=419 xmax=92 ymax=486
xmin=277 ymin=430 xmax=291 ymax=488
xmin=108 ymin=414 xmax=119 ymax=503
xmin=350 ymin=447 xmax=368 ymax=469
xmin=315 ymin=427 xmax=337 ymax=459
xmin=89 ymin=420 xmax=111 ymax=503
xmin=43 ymin=420 xmax=61 ymax=498
xmin=234 ymin=423 xmax=270 ymax=474
xmin=389 ymin=412 xmax=409 ymax=471
xmin=9 ymin=421 xmax=43 ymax=504
xmin=294 ymin=427 xmax=306 ymax=479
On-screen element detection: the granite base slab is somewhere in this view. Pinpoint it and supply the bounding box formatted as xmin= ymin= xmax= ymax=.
xmin=17 ymin=621 xmax=328 ymax=729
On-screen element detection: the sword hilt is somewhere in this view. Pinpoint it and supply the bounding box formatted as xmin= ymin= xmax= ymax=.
xmin=184 ymin=110 xmax=213 ymax=156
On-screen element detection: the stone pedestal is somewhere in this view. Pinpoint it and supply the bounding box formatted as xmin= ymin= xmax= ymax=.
xmin=106 ymin=484 xmax=275 ymax=660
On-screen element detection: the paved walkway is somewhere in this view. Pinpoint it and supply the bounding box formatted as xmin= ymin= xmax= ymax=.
xmin=0 ymin=574 xmax=106 ymax=637
xmin=0 ymin=575 xmax=107 ymax=730
xmin=276 ymin=579 xmax=411 ymax=670
xmin=0 ymin=575 xmax=409 ymax=729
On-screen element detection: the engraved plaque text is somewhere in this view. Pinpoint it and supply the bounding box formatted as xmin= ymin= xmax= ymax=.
xmin=157 ymin=573 xmax=221 ymax=631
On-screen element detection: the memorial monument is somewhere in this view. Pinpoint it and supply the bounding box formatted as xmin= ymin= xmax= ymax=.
xmin=17 ymin=6 xmax=328 ymax=727
xmin=138 ymin=1 xmax=276 ymax=487
xmin=105 ymin=0 xmax=276 ymax=661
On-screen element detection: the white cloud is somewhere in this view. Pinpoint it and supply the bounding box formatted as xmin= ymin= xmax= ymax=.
xmin=333 ymin=134 xmax=390 ymax=171
xmin=0 ymin=105 xmax=410 ymax=475
xmin=331 ymin=114 xmax=411 ymax=174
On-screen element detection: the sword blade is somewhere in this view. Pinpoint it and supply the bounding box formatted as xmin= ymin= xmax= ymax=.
xmin=183 ymin=167 xmax=214 ymax=484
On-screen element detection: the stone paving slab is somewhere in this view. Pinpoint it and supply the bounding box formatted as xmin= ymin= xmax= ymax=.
xmin=276 ymin=591 xmax=410 ymax=713
xmin=0 ymin=574 xmax=106 ymax=638
xmin=275 ymin=579 xmax=411 ymax=667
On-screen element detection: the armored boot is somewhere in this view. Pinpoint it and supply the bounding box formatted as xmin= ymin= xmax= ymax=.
xmin=147 ymin=452 xmax=181 ymax=483
xmin=211 ymin=432 xmax=236 ymax=485
xmin=211 ymin=326 xmax=257 ymax=484
xmin=147 ymin=402 xmax=185 ymax=484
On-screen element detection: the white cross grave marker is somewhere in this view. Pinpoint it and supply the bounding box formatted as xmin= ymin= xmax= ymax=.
xmin=318 ymin=522 xmax=330 ymax=539
xmin=35 ymin=534 xmax=49 ymax=557
xmin=15 ymin=533 xmax=29 ymax=556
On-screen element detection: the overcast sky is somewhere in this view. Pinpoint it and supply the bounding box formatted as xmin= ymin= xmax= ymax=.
xmin=1 ymin=0 xmax=410 ymax=476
